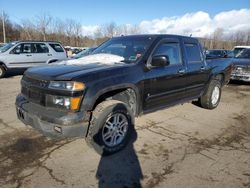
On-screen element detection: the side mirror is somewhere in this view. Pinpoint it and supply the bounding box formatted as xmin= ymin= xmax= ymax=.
xmin=151 ymin=55 xmax=170 ymax=67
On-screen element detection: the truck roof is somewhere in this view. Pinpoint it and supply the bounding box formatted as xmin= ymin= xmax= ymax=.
xmin=233 ymin=46 xmax=250 ymax=49
xmin=113 ymin=34 xmax=199 ymax=43
xmin=15 ymin=40 xmax=62 ymax=44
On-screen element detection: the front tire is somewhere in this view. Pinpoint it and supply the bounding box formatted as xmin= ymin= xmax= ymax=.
xmin=0 ymin=65 xmax=6 ymax=78
xmin=200 ymin=79 xmax=222 ymax=109
xmin=86 ymin=100 xmax=134 ymax=156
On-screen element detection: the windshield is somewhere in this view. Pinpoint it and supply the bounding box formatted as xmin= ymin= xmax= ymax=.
xmin=92 ymin=36 xmax=154 ymax=63
xmin=233 ymin=48 xmax=246 ymax=57
xmin=73 ymin=47 xmax=96 ymax=59
xmin=0 ymin=42 xmax=17 ymax=53
xmin=235 ymin=49 xmax=250 ymax=59
xmin=0 ymin=44 xmax=5 ymax=49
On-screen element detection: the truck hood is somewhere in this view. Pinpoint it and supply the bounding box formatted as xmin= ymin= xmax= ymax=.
xmin=232 ymin=58 xmax=250 ymax=66
xmin=24 ymin=62 xmax=129 ymax=81
xmin=24 ymin=53 xmax=131 ymax=81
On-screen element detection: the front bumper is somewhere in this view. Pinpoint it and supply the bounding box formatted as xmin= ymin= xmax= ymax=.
xmin=231 ymin=73 xmax=250 ymax=82
xmin=16 ymin=94 xmax=90 ymax=139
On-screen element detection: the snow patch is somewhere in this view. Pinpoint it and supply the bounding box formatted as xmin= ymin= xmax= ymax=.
xmin=55 ymin=53 xmax=125 ymax=66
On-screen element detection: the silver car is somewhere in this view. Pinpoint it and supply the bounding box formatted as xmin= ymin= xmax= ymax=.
xmin=0 ymin=41 xmax=67 ymax=78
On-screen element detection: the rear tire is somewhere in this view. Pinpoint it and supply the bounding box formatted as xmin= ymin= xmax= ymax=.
xmin=86 ymin=100 xmax=134 ymax=156
xmin=0 ymin=65 xmax=6 ymax=78
xmin=200 ymin=79 xmax=222 ymax=109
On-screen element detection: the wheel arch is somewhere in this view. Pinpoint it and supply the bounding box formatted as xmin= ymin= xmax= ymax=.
xmin=0 ymin=61 xmax=7 ymax=70
xmin=47 ymin=59 xmax=59 ymax=64
xmin=89 ymin=84 xmax=141 ymax=116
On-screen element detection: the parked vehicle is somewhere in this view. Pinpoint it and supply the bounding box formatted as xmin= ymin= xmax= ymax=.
xmin=205 ymin=49 xmax=228 ymax=59
xmin=231 ymin=48 xmax=250 ymax=82
xmin=0 ymin=41 xmax=67 ymax=78
xmin=233 ymin=46 xmax=250 ymax=57
xmin=0 ymin=43 xmax=6 ymax=50
xmin=72 ymin=47 xmax=96 ymax=59
xmin=16 ymin=35 xmax=233 ymax=155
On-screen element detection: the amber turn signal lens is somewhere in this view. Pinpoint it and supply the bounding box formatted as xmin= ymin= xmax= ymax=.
xmin=70 ymin=97 xmax=81 ymax=110
xmin=73 ymin=82 xmax=85 ymax=91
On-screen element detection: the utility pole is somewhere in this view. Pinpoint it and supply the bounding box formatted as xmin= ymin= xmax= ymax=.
xmin=2 ymin=11 xmax=6 ymax=43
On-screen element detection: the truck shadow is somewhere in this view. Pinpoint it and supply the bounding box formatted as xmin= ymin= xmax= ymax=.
xmin=96 ymin=128 xmax=143 ymax=188
xmin=229 ymin=80 xmax=250 ymax=86
xmin=4 ymin=69 xmax=26 ymax=78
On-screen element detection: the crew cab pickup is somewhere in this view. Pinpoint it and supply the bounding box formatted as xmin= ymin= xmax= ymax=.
xmin=16 ymin=35 xmax=233 ymax=155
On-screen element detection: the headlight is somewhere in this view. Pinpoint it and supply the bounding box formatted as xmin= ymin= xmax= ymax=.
xmin=46 ymin=95 xmax=82 ymax=111
xmin=48 ymin=81 xmax=85 ymax=91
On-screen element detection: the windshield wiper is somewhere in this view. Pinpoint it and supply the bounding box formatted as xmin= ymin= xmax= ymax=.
xmin=120 ymin=60 xmax=132 ymax=64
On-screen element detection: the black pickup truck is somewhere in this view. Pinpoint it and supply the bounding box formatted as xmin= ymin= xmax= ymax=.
xmin=16 ymin=35 xmax=233 ymax=155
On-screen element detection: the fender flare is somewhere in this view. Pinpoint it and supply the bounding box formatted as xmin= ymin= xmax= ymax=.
xmin=86 ymin=83 xmax=142 ymax=115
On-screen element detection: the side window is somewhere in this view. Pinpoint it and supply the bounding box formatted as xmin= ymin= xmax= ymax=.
xmin=49 ymin=43 xmax=64 ymax=52
xmin=12 ymin=44 xmax=22 ymax=54
xmin=153 ymin=43 xmax=182 ymax=65
xmin=33 ymin=43 xmax=49 ymax=53
xmin=22 ymin=43 xmax=32 ymax=53
xmin=184 ymin=43 xmax=202 ymax=63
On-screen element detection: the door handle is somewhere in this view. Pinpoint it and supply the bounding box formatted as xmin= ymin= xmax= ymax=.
xmin=26 ymin=54 xmax=32 ymax=57
xmin=178 ymin=69 xmax=186 ymax=74
xmin=48 ymin=54 xmax=52 ymax=56
xmin=200 ymin=66 xmax=206 ymax=71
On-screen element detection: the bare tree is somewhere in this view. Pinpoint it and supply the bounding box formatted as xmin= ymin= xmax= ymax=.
xmin=104 ymin=22 xmax=117 ymax=37
xmin=36 ymin=14 xmax=52 ymax=41
xmin=20 ymin=19 xmax=37 ymax=40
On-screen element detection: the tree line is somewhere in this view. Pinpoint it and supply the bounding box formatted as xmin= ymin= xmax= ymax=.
xmin=0 ymin=12 xmax=250 ymax=49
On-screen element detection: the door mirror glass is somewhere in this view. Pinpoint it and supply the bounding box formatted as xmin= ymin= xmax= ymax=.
xmin=151 ymin=55 xmax=170 ymax=67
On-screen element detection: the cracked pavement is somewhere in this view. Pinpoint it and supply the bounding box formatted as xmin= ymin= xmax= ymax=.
xmin=0 ymin=76 xmax=250 ymax=188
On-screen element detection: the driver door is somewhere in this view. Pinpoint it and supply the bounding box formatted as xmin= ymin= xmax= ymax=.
xmin=8 ymin=43 xmax=34 ymax=68
xmin=143 ymin=39 xmax=187 ymax=111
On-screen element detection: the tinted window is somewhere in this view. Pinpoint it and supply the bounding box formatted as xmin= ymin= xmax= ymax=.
xmin=233 ymin=48 xmax=245 ymax=57
xmin=236 ymin=49 xmax=250 ymax=59
xmin=153 ymin=43 xmax=182 ymax=65
xmin=33 ymin=43 xmax=49 ymax=53
xmin=185 ymin=43 xmax=202 ymax=62
xmin=12 ymin=44 xmax=22 ymax=54
xmin=12 ymin=43 xmax=32 ymax=54
xmin=22 ymin=43 xmax=32 ymax=53
xmin=49 ymin=43 xmax=64 ymax=52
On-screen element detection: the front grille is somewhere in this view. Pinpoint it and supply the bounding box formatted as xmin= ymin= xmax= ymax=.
xmin=21 ymin=76 xmax=47 ymax=105
xmin=232 ymin=65 xmax=250 ymax=74
xmin=22 ymin=76 xmax=49 ymax=88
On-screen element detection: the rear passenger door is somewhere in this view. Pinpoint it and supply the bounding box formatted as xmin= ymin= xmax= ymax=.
xmin=31 ymin=43 xmax=50 ymax=66
xmin=183 ymin=41 xmax=210 ymax=98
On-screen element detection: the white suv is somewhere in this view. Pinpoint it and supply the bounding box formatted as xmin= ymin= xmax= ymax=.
xmin=0 ymin=41 xmax=67 ymax=78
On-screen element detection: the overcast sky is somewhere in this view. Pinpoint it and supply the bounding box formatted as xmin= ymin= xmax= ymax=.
xmin=1 ymin=0 xmax=250 ymax=37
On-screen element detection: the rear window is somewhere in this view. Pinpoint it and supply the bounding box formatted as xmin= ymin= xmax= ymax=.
xmin=184 ymin=43 xmax=202 ymax=62
xmin=49 ymin=43 xmax=64 ymax=52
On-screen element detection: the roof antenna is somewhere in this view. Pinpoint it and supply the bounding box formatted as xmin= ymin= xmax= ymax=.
xmin=189 ymin=34 xmax=192 ymax=37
